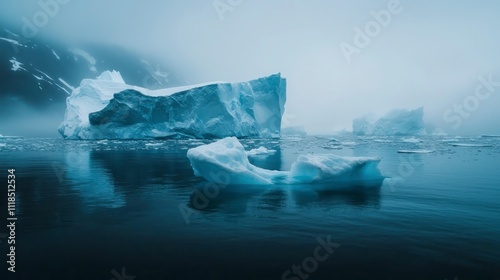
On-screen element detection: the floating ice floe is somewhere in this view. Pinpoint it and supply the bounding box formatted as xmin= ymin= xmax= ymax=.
xmin=450 ymin=143 xmax=493 ymax=148
xmin=145 ymin=143 xmax=164 ymax=147
xmin=438 ymin=138 xmax=459 ymax=142
xmin=373 ymin=139 xmax=393 ymax=143
xmin=397 ymin=149 xmax=434 ymax=154
xmin=187 ymin=137 xmax=384 ymax=185
xmin=402 ymin=137 xmax=422 ymax=143
xmin=246 ymin=147 xmax=276 ymax=156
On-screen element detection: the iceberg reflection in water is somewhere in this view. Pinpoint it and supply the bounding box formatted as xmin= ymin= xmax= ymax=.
xmin=64 ymin=151 xmax=125 ymax=209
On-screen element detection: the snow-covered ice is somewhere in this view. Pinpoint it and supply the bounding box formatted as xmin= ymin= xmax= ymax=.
xmin=59 ymin=71 xmax=286 ymax=139
xmin=353 ymin=107 xmax=426 ymax=136
xmin=187 ymin=137 xmax=384 ymax=185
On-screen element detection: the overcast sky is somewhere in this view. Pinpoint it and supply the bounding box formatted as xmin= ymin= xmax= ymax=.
xmin=1 ymin=0 xmax=500 ymax=135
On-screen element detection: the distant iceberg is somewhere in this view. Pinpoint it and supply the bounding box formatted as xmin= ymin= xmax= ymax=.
xmin=187 ymin=137 xmax=384 ymax=185
xmin=59 ymin=71 xmax=286 ymax=139
xmin=246 ymin=147 xmax=277 ymax=156
xmin=281 ymin=125 xmax=307 ymax=136
xmin=353 ymin=107 xmax=426 ymax=136
xmin=331 ymin=128 xmax=352 ymax=136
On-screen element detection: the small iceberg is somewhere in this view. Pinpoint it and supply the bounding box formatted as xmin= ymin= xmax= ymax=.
xmin=246 ymin=147 xmax=276 ymax=156
xmin=397 ymin=149 xmax=434 ymax=154
xmin=187 ymin=137 xmax=384 ymax=185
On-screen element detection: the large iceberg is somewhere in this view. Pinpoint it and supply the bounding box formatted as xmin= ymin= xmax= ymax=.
xmin=187 ymin=137 xmax=384 ymax=185
xmin=353 ymin=107 xmax=426 ymax=136
xmin=59 ymin=71 xmax=286 ymax=139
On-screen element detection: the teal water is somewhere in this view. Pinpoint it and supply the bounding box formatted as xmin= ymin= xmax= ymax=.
xmin=0 ymin=136 xmax=499 ymax=279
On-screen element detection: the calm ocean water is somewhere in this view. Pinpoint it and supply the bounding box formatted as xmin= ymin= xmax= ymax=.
xmin=0 ymin=136 xmax=499 ymax=280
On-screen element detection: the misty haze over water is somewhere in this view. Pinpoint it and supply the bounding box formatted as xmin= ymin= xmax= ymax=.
xmin=1 ymin=0 xmax=500 ymax=136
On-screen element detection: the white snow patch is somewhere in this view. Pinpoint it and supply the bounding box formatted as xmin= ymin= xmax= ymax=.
xmin=34 ymin=68 xmax=54 ymax=81
xmin=54 ymin=83 xmax=71 ymax=95
xmin=70 ymin=48 xmax=97 ymax=72
xmin=52 ymin=49 xmax=60 ymax=60
xmin=9 ymin=57 xmax=25 ymax=71
xmin=58 ymin=78 xmax=75 ymax=91
xmin=0 ymin=37 xmax=26 ymax=47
